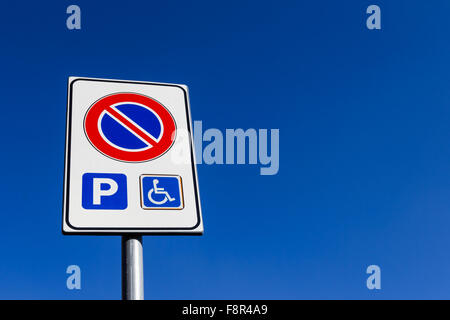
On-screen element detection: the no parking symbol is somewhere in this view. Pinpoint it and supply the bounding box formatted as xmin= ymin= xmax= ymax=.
xmin=84 ymin=92 xmax=176 ymax=162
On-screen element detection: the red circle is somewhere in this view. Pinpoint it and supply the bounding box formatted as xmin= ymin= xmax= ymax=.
xmin=84 ymin=93 xmax=176 ymax=162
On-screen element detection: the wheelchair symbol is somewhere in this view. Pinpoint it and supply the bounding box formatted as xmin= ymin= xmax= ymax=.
xmin=147 ymin=179 xmax=176 ymax=205
xmin=140 ymin=175 xmax=183 ymax=209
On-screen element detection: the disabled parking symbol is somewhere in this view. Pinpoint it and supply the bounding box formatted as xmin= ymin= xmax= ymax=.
xmin=140 ymin=175 xmax=184 ymax=209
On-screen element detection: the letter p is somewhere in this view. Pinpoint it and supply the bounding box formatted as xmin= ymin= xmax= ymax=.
xmin=93 ymin=178 xmax=118 ymax=205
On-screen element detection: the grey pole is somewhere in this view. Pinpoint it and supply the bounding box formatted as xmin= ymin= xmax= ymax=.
xmin=122 ymin=235 xmax=144 ymax=300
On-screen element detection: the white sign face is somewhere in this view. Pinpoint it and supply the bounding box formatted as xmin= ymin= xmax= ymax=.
xmin=63 ymin=77 xmax=203 ymax=234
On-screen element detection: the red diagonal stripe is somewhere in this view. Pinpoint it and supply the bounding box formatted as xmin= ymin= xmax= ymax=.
xmin=105 ymin=106 xmax=157 ymax=147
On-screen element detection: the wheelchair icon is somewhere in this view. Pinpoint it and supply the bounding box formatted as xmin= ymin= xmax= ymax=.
xmin=140 ymin=175 xmax=183 ymax=209
xmin=147 ymin=179 xmax=176 ymax=205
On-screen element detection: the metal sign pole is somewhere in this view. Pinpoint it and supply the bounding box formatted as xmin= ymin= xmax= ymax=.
xmin=122 ymin=235 xmax=144 ymax=300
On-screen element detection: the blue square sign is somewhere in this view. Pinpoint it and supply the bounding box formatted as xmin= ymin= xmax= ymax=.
xmin=82 ymin=173 xmax=128 ymax=210
xmin=140 ymin=175 xmax=184 ymax=209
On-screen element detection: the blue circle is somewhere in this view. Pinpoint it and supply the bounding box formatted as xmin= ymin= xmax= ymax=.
xmin=100 ymin=103 xmax=162 ymax=150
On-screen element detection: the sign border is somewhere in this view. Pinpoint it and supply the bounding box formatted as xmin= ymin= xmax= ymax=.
xmin=62 ymin=77 xmax=203 ymax=235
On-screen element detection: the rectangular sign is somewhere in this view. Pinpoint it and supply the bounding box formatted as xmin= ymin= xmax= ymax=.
xmin=63 ymin=77 xmax=203 ymax=234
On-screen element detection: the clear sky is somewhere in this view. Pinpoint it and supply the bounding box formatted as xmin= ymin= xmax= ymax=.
xmin=0 ymin=1 xmax=450 ymax=299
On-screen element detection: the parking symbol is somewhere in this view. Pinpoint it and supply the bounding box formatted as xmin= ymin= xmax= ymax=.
xmin=82 ymin=173 xmax=127 ymax=210
xmin=140 ymin=175 xmax=184 ymax=209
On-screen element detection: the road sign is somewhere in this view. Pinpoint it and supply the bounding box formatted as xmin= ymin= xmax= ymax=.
xmin=63 ymin=77 xmax=203 ymax=234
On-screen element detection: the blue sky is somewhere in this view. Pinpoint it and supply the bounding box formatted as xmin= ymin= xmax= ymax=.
xmin=0 ymin=1 xmax=450 ymax=299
